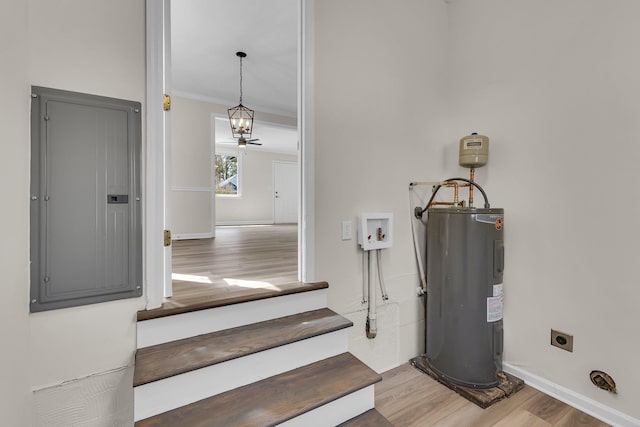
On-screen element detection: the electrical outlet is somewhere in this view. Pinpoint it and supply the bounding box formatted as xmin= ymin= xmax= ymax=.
xmin=551 ymin=329 xmax=573 ymax=352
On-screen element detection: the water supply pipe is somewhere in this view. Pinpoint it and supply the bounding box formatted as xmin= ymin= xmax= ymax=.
xmin=376 ymin=249 xmax=389 ymax=301
xmin=366 ymin=251 xmax=377 ymax=339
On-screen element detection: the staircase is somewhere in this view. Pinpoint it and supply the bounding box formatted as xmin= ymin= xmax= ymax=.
xmin=133 ymin=282 xmax=392 ymax=426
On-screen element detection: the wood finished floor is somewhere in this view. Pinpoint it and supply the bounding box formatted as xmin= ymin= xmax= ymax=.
xmin=173 ymin=224 xmax=298 ymax=284
xmin=145 ymin=224 xmax=301 ymax=317
xmin=376 ymin=364 xmax=610 ymax=427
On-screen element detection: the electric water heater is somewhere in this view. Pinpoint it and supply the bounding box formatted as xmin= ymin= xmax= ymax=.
xmin=425 ymin=207 xmax=504 ymax=388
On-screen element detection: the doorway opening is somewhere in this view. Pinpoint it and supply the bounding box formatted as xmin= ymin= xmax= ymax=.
xmin=167 ymin=115 xmax=301 ymax=308
xmin=144 ymin=0 xmax=315 ymax=311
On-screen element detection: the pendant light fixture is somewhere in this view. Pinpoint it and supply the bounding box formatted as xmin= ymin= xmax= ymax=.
xmin=228 ymin=51 xmax=254 ymax=143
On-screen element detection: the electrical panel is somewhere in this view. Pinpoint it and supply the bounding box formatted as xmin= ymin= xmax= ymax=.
xmin=358 ymin=213 xmax=393 ymax=251
xmin=30 ymin=86 xmax=142 ymax=312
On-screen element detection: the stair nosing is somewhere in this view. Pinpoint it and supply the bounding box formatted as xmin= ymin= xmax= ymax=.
xmin=337 ymin=408 xmax=394 ymax=427
xmin=135 ymin=352 xmax=381 ymax=427
xmin=134 ymin=307 xmax=353 ymax=387
xmin=136 ymin=281 xmax=328 ymax=321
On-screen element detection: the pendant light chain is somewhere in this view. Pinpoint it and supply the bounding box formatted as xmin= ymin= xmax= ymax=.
xmin=239 ymin=55 xmax=243 ymax=105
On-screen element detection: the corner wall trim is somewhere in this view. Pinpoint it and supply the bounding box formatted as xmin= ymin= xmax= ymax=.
xmin=502 ymin=363 xmax=640 ymax=427
xmin=299 ymin=0 xmax=315 ymax=283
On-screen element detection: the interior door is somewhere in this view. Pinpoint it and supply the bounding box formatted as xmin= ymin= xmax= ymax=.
xmin=273 ymin=161 xmax=298 ymax=224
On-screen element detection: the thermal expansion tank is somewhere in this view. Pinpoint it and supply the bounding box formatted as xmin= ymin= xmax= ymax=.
xmin=426 ymin=207 xmax=504 ymax=388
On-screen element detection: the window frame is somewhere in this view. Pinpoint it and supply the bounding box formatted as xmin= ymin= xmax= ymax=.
xmin=214 ymin=148 xmax=243 ymax=198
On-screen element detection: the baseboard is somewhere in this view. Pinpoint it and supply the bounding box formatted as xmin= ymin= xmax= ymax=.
xmin=216 ymin=221 xmax=274 ymax=226
xmin=172 ymin=232 xmax=214 ymax=240
xmin=502 ymin=363 xmax=640 ymax=427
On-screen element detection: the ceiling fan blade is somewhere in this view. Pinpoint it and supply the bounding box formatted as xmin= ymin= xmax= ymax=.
xmin=216 ymin=137 xmax=261 ymax=146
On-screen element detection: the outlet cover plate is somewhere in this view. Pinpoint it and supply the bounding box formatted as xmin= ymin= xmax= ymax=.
xmin=551 ymin=329 xmax=573 ymax=352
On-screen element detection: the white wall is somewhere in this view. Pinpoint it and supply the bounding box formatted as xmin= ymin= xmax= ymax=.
xmin=0 ymin=0 xmax=32 ymax=424
xmin=447 ymin=0 xmax=640 ymax=420
xmin=216 ymin=150 xmax=298 ymax=225
xmin=316 ymin=0 xmax=639 ymax=422
xmin=171 ymin=95 xmax=297 ymax=232
xmin=0 ymin=1 xmax=146 ymax=425
xmin=314 ymin=0 xmax=451 ymax=373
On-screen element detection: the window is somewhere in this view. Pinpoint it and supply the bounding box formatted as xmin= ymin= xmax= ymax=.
xmin=215 ymin=152 xmax=241 ymax=196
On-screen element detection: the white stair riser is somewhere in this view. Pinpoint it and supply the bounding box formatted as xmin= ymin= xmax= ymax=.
xmin=280 ymin=386 xmax=375 ymax=427
xmin=134 ymin=328 xmax=348 ymax=421
xmin=137 ymin=289 xmax=328 ymax=348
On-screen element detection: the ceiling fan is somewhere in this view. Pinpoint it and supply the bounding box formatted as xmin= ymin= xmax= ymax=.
xmin=217 ymin=136 xmax=262 ymax=147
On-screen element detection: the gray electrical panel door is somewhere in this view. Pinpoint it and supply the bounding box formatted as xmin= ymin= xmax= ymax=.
xmin=30 ymin=86 xmax=142 ymax=312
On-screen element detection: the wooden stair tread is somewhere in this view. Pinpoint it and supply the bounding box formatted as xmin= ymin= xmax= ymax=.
xmin=134 ymin=308 xmax=352 ymax=386
xmin=337 ymin=409 xmax=394 ymax=427
xmin=137 ymin=281 xmax=328 ymax=321
xmin=135 ymin=352 xmax=381 ymax=427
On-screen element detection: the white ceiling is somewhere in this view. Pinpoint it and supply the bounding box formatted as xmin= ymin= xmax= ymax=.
xmin=171 ymin=0 xmax=299 ymax=154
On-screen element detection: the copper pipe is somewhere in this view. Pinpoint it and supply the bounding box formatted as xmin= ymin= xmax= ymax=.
xmin=430 ymin=201 xmax=456 ymax=207
xmin=429 ymin=200 xmax=467 ymax=208
xmin=443 ymin=181 xmax=459 ymax=205
xmin=427 ymin=181 xmax=461 ymax=208
xmin=469 ymin=168 xmax=475 ymax=207
xmin=409 ymin=181 xmax=447 ymax=187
